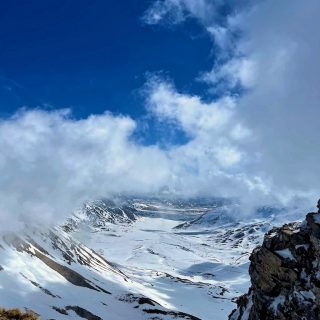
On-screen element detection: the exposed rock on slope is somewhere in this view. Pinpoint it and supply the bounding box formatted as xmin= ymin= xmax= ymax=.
xmin=175 ymin=206 xmax=235 ymax=229
xmin=229 ymin=206 xmax=320 ymax=320
xmin=0 ymin=308 xmax=39 ymax=320
xmin=0 ymin=198 xmax=269 ymax=319
xmin=63 ymin=199 xmax=138 ymax=232
xmin=0 ymin=226 xmax=201 ymax=320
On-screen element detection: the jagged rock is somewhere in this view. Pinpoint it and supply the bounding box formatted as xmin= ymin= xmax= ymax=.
xmin=229 ymin=204 xmax=320 ymax=320
xmin=0 ymin=308 xmax=39 ymax=319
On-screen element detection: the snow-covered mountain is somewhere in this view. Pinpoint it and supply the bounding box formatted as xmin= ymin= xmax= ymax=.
xmin=63 ymin=199 xmax=139 ymax=232
xmin=0 ymin=198 xmax=289 ymax=320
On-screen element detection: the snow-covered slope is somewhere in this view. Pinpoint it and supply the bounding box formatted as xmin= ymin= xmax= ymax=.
xmin=0 ymin=198 xmax=284 ymax=320
xmin=63 ymin=199 xmax=138 ymax=232
xmin=0 ymin=226 xmax=201 ymax=320
xmin=174 ymin=206 xmax=236 ymax=229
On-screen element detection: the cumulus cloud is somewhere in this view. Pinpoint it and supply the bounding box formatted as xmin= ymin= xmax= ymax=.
xmin=143 ymin=78 xmax=269 ymax=199
xmin=201 ymin=57 xmax=256 ymax=94
xmin=142 ymin=0 xmax=320 ymax=208
xmin=234 ymin=0 xmax=320 ymax=196
xmin=1 ymin=0 xmax=320 ymax=229
xmin=0 ymin=84 xmax=267 ymax=229
xmin=145 ymin=78 xmax=235 ymax=136
xmin=0 ymin=109 xmax=172 ymax=228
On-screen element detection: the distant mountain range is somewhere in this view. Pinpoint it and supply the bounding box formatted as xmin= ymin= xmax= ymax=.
xmin=0 ymin=197 xmax=301 ymax=319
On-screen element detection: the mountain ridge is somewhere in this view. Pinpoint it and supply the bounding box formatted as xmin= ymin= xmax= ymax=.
xmin=0 ymin=198 xmax=295 ymax=319
xmin=229 ymin=202 xmax=320 ymax=320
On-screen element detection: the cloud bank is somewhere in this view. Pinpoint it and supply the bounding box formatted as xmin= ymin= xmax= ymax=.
xmin=1 ymin=0 xmax=320 ymax=228
xmin=0 ymin=109 xmax=172 ymax=227
xmin=0 ymin=89 xmax=262 ymax=228
xmin=143 ymin=0 xmax=320 ymax=205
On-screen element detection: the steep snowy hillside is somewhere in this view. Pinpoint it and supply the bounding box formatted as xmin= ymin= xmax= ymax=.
xmin=0 ymin=225 xmax=200 ymax=320
xmin=63 ymin=199 xmax=139 ymax=232
xmin=0 ymin=198 xmax=288 ymax=320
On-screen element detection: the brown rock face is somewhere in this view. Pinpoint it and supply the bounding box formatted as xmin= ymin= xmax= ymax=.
xmin=229 ymin=206 xmax=320 ymax=320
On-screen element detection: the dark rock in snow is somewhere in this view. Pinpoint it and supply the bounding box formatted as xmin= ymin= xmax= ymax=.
xmin=229 ymin=202 xmax=320 ymax=320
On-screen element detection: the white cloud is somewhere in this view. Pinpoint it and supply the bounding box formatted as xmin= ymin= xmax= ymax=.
xmin=201 ymin=57 xmax=256 ymax=93
xmin=0 ymin=84 xmax=262 ymax=229
xmin=0 ymin=109 xmax=172 ymax=228
xmin=214 ymin=145 xmax=242 ymax=168
xmin=142 ymin=0 xmax=215 ymax=26
xmin=2 ymin=0 xmax=320 ymax=229
xmin=233 ymin=0 xmax=320 ymax=197
xmin=207 ymin=25 xmax=231 ymax=51
xmin=144 ymin=78 xmax=260 ymax=198
xmin=145 ymin=77 xmax=250 ymax=169
xmin=145 ymin=79 xmax=235 ymax=136
xmin=142 ymin=0 xmax=185 ymax=25
xmin=142 ymin=0 xmax=320 ymax=210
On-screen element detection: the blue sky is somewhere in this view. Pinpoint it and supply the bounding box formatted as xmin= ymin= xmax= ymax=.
xmin=0 ymin=0 xmax=319 ymax=224
xmin=0 ymin=0 xmax=213 ymax=121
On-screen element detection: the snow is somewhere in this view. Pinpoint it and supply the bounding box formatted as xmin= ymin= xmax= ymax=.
xmin=295 ymin=244 xmax=309 ymax=250
xmin=271 ymin=295 xmax=285 ymax=312
xmin=241 ymin=293 xmax=253 ymax=320
xmin=275 ymin=248 xmax=296 ymax=261
xmin=0 ymin=199 xmax=279 ymax=320
xmin=300 ymin=290 xmax=315 ymax=300
xmin=313 ymin=214 xmax=320 ymax=223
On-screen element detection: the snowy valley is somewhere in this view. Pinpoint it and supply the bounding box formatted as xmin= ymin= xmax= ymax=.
xmin=0 ymin=198 xmax=294 ymax=320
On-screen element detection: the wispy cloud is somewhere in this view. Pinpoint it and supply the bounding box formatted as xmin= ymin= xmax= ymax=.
xmin=142 ymin=0 xmax=216 ymax=26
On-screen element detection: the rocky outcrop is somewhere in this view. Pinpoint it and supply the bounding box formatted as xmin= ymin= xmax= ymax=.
xmin=229 ymin=204 xmax=320 ymax=320
xmin=0 ymin=308 xmax=39 ymax=319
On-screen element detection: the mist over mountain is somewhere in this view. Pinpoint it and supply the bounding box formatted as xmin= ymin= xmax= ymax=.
xmin=0 ymin=197 xmax=289 ymax=319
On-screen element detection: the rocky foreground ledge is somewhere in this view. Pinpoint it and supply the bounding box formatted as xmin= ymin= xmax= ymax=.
xmin=0 ymin=308 xmax=39 ymax=319
xmin=229 ymin=207 xmax=320 ymax=320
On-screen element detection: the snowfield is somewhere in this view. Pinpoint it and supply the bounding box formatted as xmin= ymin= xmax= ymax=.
xmin=0 ymin=198 xmax=284 ymax=320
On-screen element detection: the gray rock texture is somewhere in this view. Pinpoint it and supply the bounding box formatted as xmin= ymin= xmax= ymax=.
xmin=229 ymin=204 xmax=320 ymax=320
